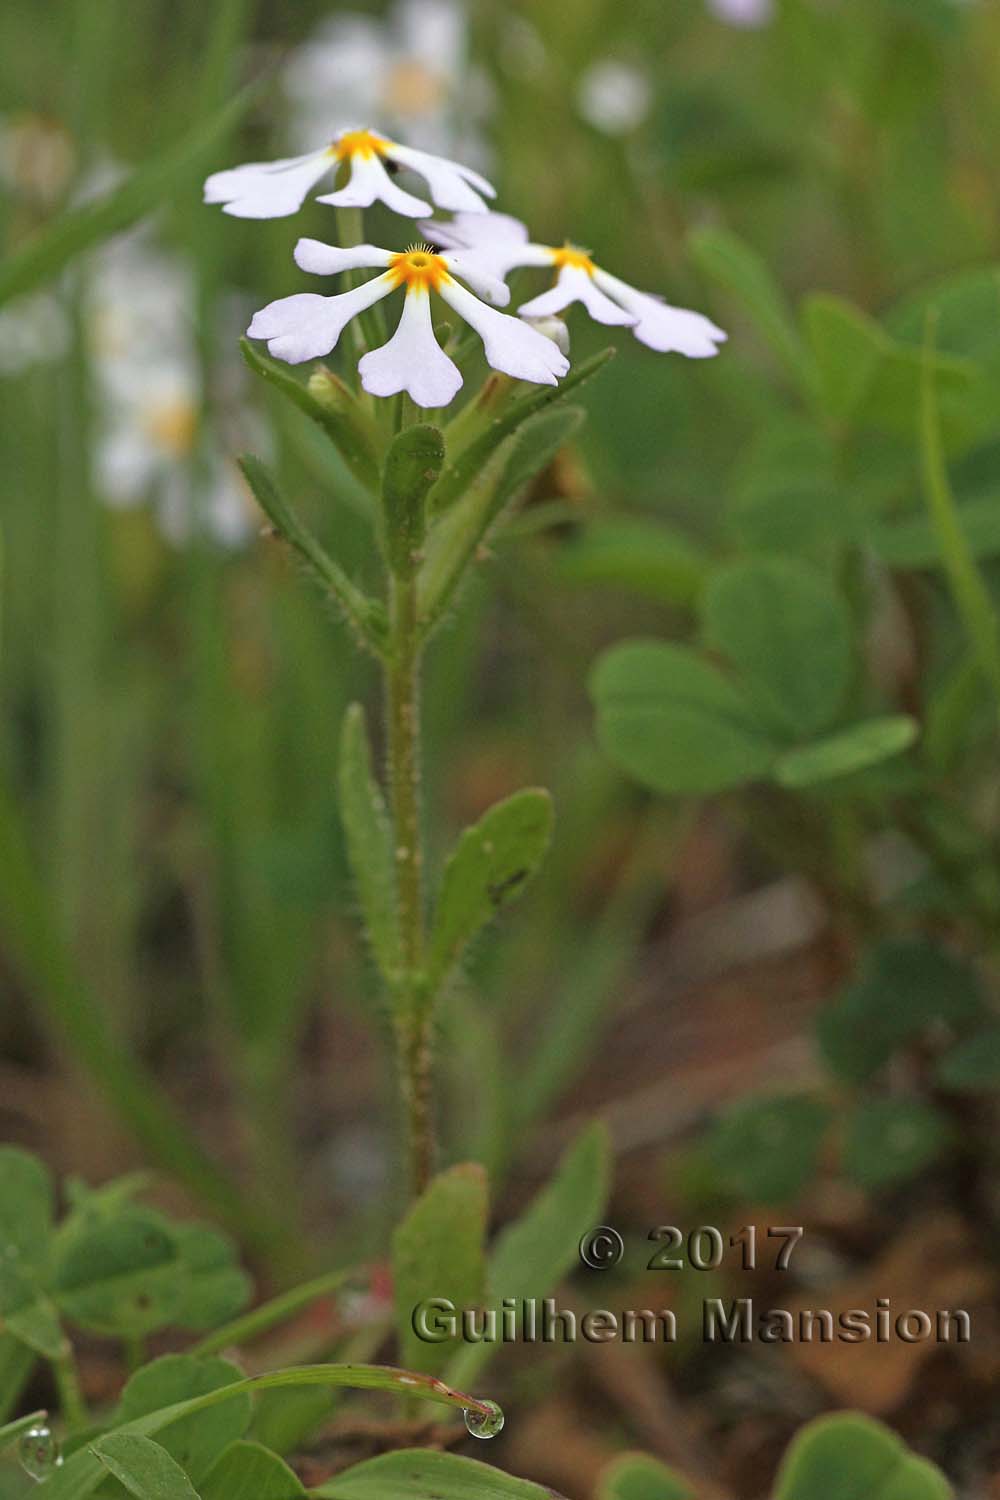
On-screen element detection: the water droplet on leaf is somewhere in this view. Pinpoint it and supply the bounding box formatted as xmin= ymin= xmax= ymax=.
xmin=19 ymin=1424 xmax=61 ymax=1480
xmin=463 ymin=1399 xmax=504 ymax=1439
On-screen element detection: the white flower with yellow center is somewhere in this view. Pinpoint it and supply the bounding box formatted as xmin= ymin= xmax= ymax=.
xmin=204 ymin=127 xmax=495 ymax=221
xmin=420 ymin=213 xmax=727 ymax=359
xmin=247 ymin=239 xmax=569 ymax=407
xmin=285 ymin=1 xmax=491 ymax=166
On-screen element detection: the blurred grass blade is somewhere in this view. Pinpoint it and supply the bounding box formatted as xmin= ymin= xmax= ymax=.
xmin=0 ymin=85 xmax=257 ymax=308
xmin=920 ymin=315 xmax=1000 ymax=721
xmin=0 ymin=784 xmax=260 ymax=1247
xmin=38 ymin=1366 xmax=499 ymax=1500
xmin=190 ymin=1268 xmax=357 ymax=1358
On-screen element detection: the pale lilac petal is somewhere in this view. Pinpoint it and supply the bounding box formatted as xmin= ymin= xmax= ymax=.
xmin=593 ymin=269 xmax=727 ymax=357
xmin=388 ymin=142 xmax=495 ymax=211
xmin=706 ymin=0 xmax=774 ymax=27
xmin=441 ymin=252 xmax=510 ymax=306
xmin=247 ymin=274 xmax=396 ymax=364
xmin=294 ymin=238 xmax=393 ymax=275
xmin=205 ymin=152 xmax=333 ymax=219
xmin=438 ymin=278 xmax=569 ymax=386
xmin=518 ymin=265 xmax=636 ymax=326
xmin=316 ymin=152 xmax=430 ymax=217
xmin=420 ymin=213 xmax=551 ymax=282
xmin=359 ymin=289 xmax=462 ymax=407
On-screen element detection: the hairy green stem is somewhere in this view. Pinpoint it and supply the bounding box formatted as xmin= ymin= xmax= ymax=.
xmin=386 ymin=572 xmax=434 ymax=1196
xmin=52 ymin=1346 xmax=87 ymax=1432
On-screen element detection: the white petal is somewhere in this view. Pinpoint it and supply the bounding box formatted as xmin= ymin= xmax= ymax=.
xmin=388 ymin=142 xmax=495 ymax=211
xmin=420 ymin=213 xmax=550 ymax=282
xmin=247 ymin=274 xmax=397 ymax=364
xmin=294 ymin=238 xmax=393 ymax=275
xmin=441 ymin=252 xmax=510 ymax=306
xmin=316 ymin=151 xmax=430 ymax=217
xmin=438 ymin=278 xmax=569 ymax=386
xmin=418 ymin=210 xmax=530 ymax=248
xmin=204 ymin=151 xmax=333 ymax=219
xmin=593 ymin=269 xmax=727 ymax=357
xmin=518 ymin=265 xmax=636 ymax=325
xmin=359 ymin=289 xmax=462 ymax=407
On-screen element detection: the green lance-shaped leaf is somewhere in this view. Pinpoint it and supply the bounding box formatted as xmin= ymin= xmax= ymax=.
xmin=35 ymin=1365 xmax=500 ymax=1500
xmin=239 ymin=341 xmax=382 ymax=494
xmin=590 ymin=640 xmax=778 ymax=796
xmin=447 ymin=1122 xmax=610 ymax=1388
xmin=315 ymin=1450 xmax=554 ymax=1500
xmin=430 ymin=347 xmax=614 ymax=516
xmin=92 ymin=1434 xmax=201 ymax=1500
xmin=338 ymin=704 xmax=402 ymax=984
xmin=0 ymin=87 xmax=256 ymax=308
xmin=419 ymin=405 xmax=584 ymax=635
xmin=201 ymin=1440 xmax=305 ymax=1500
xmin=773 ymin=716 xmax=918 ymax=788
xmin=597 ymin=1452 xmax=695 ymax=1500
xmin=702 ymin=555 xmax=853 ymax=739
xmin=688 ymin=227 xmax=816 ymax=396
xmin=774 ymin=1412 xmax=953 ymax=1500
xmin=393 ymin=1165 xmax=488 ymax=1375
xmin=238 ymin=456 xmax=386 ymax=654
xmin=382 ymin=425 xmax=444 ymax=577
xmin=425 ymin=789 xmax=554 ymax=995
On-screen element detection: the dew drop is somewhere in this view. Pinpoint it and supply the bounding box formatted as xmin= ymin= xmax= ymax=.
xmin=19 ymin=1424 xmax=62 ymax=1481
xmin=463 ymin=1399 xmax=504 ymax=1439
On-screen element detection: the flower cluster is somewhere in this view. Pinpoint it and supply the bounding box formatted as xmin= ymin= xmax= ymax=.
xmin=205 ymin=119 xmax=725 ymax=408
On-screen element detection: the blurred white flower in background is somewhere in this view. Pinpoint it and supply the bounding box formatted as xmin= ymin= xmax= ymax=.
xmin=85 ymin=231 xmax=257 ymax=547
xmin=0 ymin=111 xmax=75 ymax=207
xmin=576 ymin=60 xmax=652 ymax=136
xmin=284 ymin=0 xmax=492 ymax=167
xmin=705 ymin=0 xmax=774 ymax=27
xmin=0 ymin=293 xmax=70 ymax=377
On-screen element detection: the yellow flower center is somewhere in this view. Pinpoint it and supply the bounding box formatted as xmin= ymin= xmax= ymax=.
xmin=330 ymin=128 xmax=391 ymax=162
xmin=387 ymin=246 xmax=450 ymax=294
xmin=145 ymin=399 xmax=197 ymax=456
xmin=549 ymin=244 xmax=596 ymax=275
